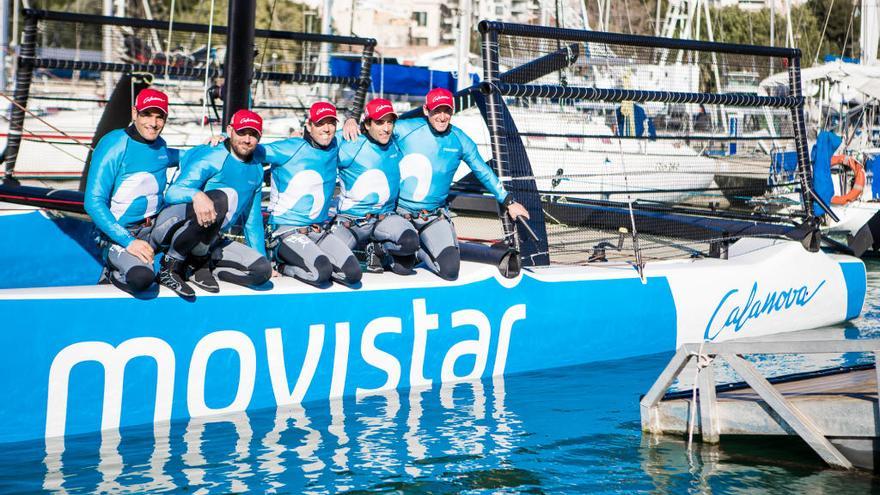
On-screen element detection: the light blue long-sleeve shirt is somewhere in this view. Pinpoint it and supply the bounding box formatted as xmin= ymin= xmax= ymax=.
xmin=336 ymin=131 xmax=402 ymax=217
xmin=165 ymin=144 xmax=267 ymax=255
xmin=263 ymin=136 xmax=338 ymax=227
xmin=84 ymin=127 xmax=180 ymax=247
xmin=395 ymin=118 xmax=508 ymax=212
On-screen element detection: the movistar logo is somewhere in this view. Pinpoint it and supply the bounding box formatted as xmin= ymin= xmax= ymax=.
xmin=704 ymin=280 xmax=826 ymax=340
xmin=442 ymin=147 xmax=459 ymax=153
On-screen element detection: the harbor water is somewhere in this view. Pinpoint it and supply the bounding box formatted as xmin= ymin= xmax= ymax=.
xmin=2 ymin=261 xmax=879 ymax=494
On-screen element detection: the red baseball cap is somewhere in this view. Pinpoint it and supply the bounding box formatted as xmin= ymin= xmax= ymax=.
xmin=364 ymin=98 xmax=397 ymax=121
xmin=425 ymin=88 xmax=454 ymax=112
xmin=135 ymin=88 xmax=169 ymax=115
xmin=230 ymin=109 xmax=263 ymax=137
xmin=309 ymin=101 xmax=339 ymax=123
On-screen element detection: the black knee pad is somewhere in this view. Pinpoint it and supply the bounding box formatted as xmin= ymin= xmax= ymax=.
xmin=314 ymin=255 xmax=333 ymax=284
xmin=126 ymin=266 xmax=155 ymax=292
xmin=205 ymin=189 xmax=230 ymax=219
xmin=341 ymin=256 xmax=362 ymax=284
xmin=397 ymin=229 xmax=420 ymax=255
xmin=249 ymin=257 xmax=273 ymax=285
xmin=436 ymin=246 xmax=460 ymax=281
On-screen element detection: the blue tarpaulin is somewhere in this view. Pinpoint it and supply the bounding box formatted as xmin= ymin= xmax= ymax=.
xmin=810 ymin=130 xmax=841 ymax=216
xmin=330 ymin=57 xmax=479 ymax=96
xmin=772 ymin=150 xmax=798 ymax=180
xmin=866 ymin=155 xmax=880 ymax=199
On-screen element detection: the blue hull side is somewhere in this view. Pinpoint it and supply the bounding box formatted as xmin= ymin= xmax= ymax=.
xmin=0 ymin=272 xmax=676 ymax=444
xmin=0 ymin=211 xmax=101 ymax=288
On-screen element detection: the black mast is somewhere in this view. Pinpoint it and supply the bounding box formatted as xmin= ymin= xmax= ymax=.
xmin=222 ymin=0 xmax=257 ymax=126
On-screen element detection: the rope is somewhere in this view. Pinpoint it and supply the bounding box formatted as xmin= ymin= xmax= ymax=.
xmin=0 ymin=92 xmax=93 ymax=151
xmin=687 ymin=340 xmax=712 ymax=452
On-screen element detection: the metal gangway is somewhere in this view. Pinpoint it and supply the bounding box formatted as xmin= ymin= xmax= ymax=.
xmin=641 ymin=339 xmax=880 ymax=470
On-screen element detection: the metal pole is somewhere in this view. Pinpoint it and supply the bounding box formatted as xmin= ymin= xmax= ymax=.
xmin=457 ymin=0 xmax=472 ymax=91
xmin=0 ymin=0 xmax=8 ymax=93
xmin=320 ymin=0 xmax=332 ymax=96
xmin=102 ymin=0 xmax=113 ymax=97
xmin=222 ymin=0 xmax=256 ymax=125
xmin=2 ymin=10 xmax=35 ymax=180
xmin=770 ymin=0 xmax=775 ymax=72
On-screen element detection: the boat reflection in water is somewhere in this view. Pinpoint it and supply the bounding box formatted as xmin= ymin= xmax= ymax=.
xmin=28 ymin=326 xmax=879 ymax=495
xmin=39 ymin=377 xmax=530 ymax=494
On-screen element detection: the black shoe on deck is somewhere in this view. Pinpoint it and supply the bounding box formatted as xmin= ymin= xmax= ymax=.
xmin=188 ymin=256 xmax=219 ymax=293
xmin=388 ymin=254 xmax=417 ymax=276
xmin=364 ymin=242 xmax=385 ymax=274
xmin=158 ymin=256 xmax=195 ymax=298
xmin=190 ymin=267 xmax=220 ymax=293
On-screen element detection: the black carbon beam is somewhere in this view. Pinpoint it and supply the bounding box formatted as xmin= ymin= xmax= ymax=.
xmin=222 ymin=0 xmax=256 ymax=125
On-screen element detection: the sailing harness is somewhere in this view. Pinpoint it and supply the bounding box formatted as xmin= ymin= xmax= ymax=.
xmin=267 ymin=222 xmax=332 ymax=254
xmin=399 ymin=206 xmax=450 ymax=233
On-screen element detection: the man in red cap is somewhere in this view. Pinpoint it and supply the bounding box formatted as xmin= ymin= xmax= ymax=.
xmin=84 ymin=87 xmax=182 ymax=294
xmin=158 ymin=108 xmax=271 ymax=297
xmin=260 ymin=101 xmax=362 ymax=286
xmin=330 ymin=97 xmax=420 ymax=275
xmin=342 ymin=88 xmax=528 ymax=280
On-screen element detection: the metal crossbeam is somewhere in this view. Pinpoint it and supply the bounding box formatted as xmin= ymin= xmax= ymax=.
xmin=720 ymin=353 xmax=853 ymax=469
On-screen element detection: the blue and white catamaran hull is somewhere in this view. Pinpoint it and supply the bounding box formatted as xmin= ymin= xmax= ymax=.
xmin=0 ymin=213 xmax=865 ymax=445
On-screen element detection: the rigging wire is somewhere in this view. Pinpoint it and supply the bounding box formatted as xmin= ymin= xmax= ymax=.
xmin=0 ymin=113 xmax=87 ymax=164
xmin=201 ymin=0 xmax=217 ymax=133
xmin=0 ymin=92 xmax=93 ymax=152
xmin=164 ymin=0 xmax=176 ymax=82
xmin=252 ymin=0 xmax=280 ymax=103
xmin=813 ymin=0 xmax=835 ymax=65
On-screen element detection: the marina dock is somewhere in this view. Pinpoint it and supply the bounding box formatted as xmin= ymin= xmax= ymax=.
xmin=641 ymin=340 xmax=880 ymax=470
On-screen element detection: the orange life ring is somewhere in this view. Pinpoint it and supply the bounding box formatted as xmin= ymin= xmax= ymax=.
xmin=830 ymin=154 xmax=866 ymax=205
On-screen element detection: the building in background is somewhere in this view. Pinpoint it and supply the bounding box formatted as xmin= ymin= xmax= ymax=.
xmin=332 ymin=0 xmax=540 ymax=50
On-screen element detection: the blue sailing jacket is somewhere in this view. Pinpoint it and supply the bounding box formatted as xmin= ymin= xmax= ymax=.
xmin=337 ymin=131 xmax=402 ymax=217
xmin=395 ymin=118 xmax=508 ymax=212
xmin=84 ymin=127 xmax=180 ymax=247
xmin=264 ymin=136 xmax=338 ymax=227
xmin=165 ymin=144 xmax=267 ymax=255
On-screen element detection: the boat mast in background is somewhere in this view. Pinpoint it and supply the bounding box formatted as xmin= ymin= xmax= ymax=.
xmin=222 ymin=0 xmax=256 ymax=124
xmin=456 ymin=0 xmax=472 ymax=92
xmin=862 ymin=0 xmax=879 ymax=64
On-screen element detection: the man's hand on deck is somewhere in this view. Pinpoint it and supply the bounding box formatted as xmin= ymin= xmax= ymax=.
xmin=193 ymin=192 xmax=218 ymax=227
xmin=507 ymin=202 xmax=529 ymax=221
xmin=342 ymin=118 xmax=360 ymax=141
xmin=126 ymin=239 xmax=155 ymax=264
